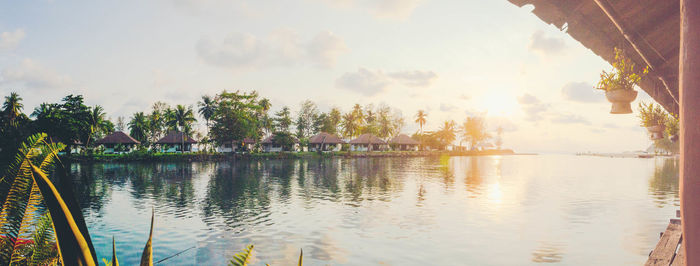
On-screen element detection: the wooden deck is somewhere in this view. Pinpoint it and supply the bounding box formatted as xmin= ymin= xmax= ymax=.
xmin=646 ymin=211 xmax=684 ymax=266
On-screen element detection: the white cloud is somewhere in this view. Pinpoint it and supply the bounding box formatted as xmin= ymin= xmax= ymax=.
xmin=0 ymin=29 xmax=26 ymax=51
xmin=196 ymin=32 xmax=264 ymax=68
xmin=517 ymin=93 xmax=549 ymax=122
xmin=335 ymin=68 xmax=391 ymax=96
xmin=388 ymin=70 xmax=437 ymax=87
xmin=550 ymin=113 xmax=591 ymax=125
xmin=197 ymin=30 xmax=348 ymax=69
xmin=0 ymin=59 xmax=72 ymax=90
xmin=307 ymin=31 xmax=348 ymax=68
xmin=336 ymin=67 xmax=437 ymax=96
xmin=317 ymin=0 xmax=424 ymax=20
xmin=529 ymin=30 xmax=566 ymax=55
xmin=439 ymin=103 xmax=458 ymax=112
xmin=561 ymin=81 xmax=602 ymax=103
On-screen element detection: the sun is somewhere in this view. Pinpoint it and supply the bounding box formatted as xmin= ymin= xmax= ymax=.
xmin=477 ymin=92 xmax=518 ymax=116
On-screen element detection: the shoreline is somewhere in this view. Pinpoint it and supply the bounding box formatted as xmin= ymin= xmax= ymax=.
xmin=61 ymin=149 xmax=530 ymax=163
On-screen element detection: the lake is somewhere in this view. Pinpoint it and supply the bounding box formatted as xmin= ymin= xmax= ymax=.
xmin=69 ymin=155 xmax=679 ymax=265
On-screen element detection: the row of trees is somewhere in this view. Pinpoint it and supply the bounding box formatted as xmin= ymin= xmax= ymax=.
xmin=411 ymin=111 xmax=500 ymax=151
xmin=0 ymin=90 xmax=497 ymax=158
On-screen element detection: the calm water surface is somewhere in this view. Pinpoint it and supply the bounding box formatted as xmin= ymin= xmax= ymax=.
xmin=70 ymin=155 xmax=679 ymax=265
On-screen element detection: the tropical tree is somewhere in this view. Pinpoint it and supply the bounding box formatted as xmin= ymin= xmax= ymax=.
xmin=2 ymin=92 xmax=24 ymax=127
xmin=167 ymin=105 xmax=197 ymax=134
xmin=329 ymin=107 xmax=342 ymax=134
xmin=462 ymin=116 xmax=491 ymax=150
xmin=115 ymin=116 xmax=126 ymax=132
xmin=437 ymin=120 xmax=456 ymax=149
xmin=86 ymin=106 xmax=114 ymax=147
xmin=351 ymin=104 xmax=364 ymax=126
xmin=295 ymin=100 xmax=319 ymax=139
xmin=341 ymin=113 xmax=359 ymax=138
xmin=275 ymin=106 xmax=293 ymax=133
xmin=415 ymin=110 xmax=427 ymax=135
xmin=209 ymin=90 xmax=263 ymax=149
xmin=198 ymin=95 xmax=217 ymax=133
xmin=129 ymin=112 xmax=150 ymax=144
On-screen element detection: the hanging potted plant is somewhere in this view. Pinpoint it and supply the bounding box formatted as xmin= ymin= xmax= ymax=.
xmin=596 ymin=48 xmax=649 ymax=114
xmin=666 ymin=113 xmax=679 ymax=143
xmin=638 ymin=102 xmax=668 ymax=140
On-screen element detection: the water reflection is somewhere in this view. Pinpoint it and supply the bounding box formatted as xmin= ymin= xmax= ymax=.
xmin=648 ymin=158 xmax=680 ymax=207
xmin=69 ymin=156 xmax=679 ymax=265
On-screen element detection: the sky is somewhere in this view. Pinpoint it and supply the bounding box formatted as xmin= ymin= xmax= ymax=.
xmin=0 ymin=0 xmax=659 ymax=153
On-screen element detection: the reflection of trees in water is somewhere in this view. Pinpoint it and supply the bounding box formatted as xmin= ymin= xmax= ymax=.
xmin=202 ymin=161 xmax=272 ymax=228
xmin=465 ymin=157 xmax=483 ymax=197
xmin=648 ymin=158 xmax=680 ymax=207
xmin=342 ymin=158 xmax=404 ymax=203
xmin=70 ymin=162 xmax=197 ymax=215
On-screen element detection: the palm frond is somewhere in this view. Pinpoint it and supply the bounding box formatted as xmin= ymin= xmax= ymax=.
xmin=229 ymin=244 xmax=254 ymax=266
xmin=298 ymin=248 xmax=303 ymax=266
xmin=28 ymin=213 xmax=59 ymax=265
xmin=0 ymin=133 xmax=49 ymax=263
xmin=139 ymin=208 xmax=154 ymax=266
xmin=29 ymin=162 xmax=96 ymax=266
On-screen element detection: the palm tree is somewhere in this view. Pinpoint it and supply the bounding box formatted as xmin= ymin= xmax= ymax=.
xmin=415 ymin=110 xmax=427 ymax=135
xmin=167 ymin=105 xmax=197 ymax=153
xmin=198 ymin=95 xmax=216 ymax=134
xmin=86 ymin=105 xmax=110 ymax=146
xmin=129 ymin=112 xmax=149 ymax=143
xmin=341 ymin=113 xmax=359 ymax=138
xmin=3 ymin=92 xmax=24 ymax=126
xmin=351 ymin=104 xmax=364 ymax=125
xmin=438 ymin=120 xmax=456 ymax=150
xmin=259 ymin=98 xmax=271 ymax=113
xmin=167 ymin=105 xmax=197 ymax=134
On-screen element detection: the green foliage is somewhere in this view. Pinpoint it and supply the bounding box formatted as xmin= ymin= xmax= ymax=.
xmin=666 ymin=113 xmax=679 ymax=137
xmin=228 ymin=245 xmax=304 ymax=266
xmin=210 ymin=91 xmax=264 ymax=145
xmin=596 ymin=48 xmax=649 ymax=92
xmin=129 ymin=112 xmax=150 ymax=144
xmin=274 ymin=106 xmax=293 ymax=133
xmin=272 ymin=131 xmax=297 ymax=151
xmin=0 ymin=133 xmax=66 ymax=264
xmin=638 ymin=102 xmax=668 ymax=127
xmin=461 ymin=117 xmax=491 ymax=150
xmin=229 ymin=244 xmax=254 ymax=266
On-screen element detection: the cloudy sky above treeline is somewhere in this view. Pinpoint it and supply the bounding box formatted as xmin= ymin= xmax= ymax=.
xmin=0 ymin=0 xmax=657 ymax=153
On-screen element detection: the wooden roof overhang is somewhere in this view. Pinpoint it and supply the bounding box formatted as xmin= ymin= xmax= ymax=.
xmin=508 ymin=0 xmax=680 ymax=114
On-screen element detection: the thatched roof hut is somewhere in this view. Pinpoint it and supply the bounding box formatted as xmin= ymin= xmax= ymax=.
xmin=261 ymin=134 xmax=298 ymax=144
xmin=156 ymin=131 xmax=198 ymax=144
xmin=388 ymin=134 xmax=419 ymax=145
xmin=96 ymin=131 xmax=140 ymax=145
xmin=508 ymin=0 xmax=679 ymax=114
xmin=309 ymin=132 xmax=345 ymax=144
xmin=349 ymin=133 xmax=386 ymax=144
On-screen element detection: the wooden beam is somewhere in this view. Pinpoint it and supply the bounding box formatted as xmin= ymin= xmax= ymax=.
xmin=593 ymin=0 xmax=680 ymax=106
xmin=680 ymin=0 xmax=700 ymax=265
